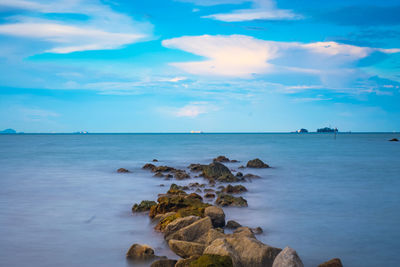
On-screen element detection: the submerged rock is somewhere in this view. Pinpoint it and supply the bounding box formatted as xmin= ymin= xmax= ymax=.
xmin=204 ymin=193 xmax=216 ymax=199
xmin=243 ymin=173 xmax=261 ymax=179
xmin=117 ymin=168 xmax=130 ymax=173
xmin=318 ymin=258 xmax=343 ymax=267
xmin=246 ymin=158 xmax=270 ymax=168
xmin=251 ymin=227 xmax=263 ymax=235
xmin=204 ymin=206 xmax=225 ymax=228
xmin=150 ymin=259 xmax=177 ymax=267
xmin=126 ymin=244 xmax=155 ymax=260
xmin=188 ymin=163 xmax=206 ymax=172
xmin=174 ymin=169 xmax=190 ymax=180
xmin=213 ymin=155 xmax=231 ymax=163
xmin=190 ymin=254 xmax=233 ymax=267
xmin=132 ymin=200 xmax=157 ymax=213
xmin=225 ymin=220 xmax=242 ymax=229
xmin=152 ymin=159 xmax=159 ymax=162
xmin=215 ymin=194 xmax=248 ymax=207
xmin=272 ymin=246 xmax=304 ymax=267
xmin=143 ymin=163 xmax=156 ymax=170
xmin=389 ymin=138 xmax=399 ymax=142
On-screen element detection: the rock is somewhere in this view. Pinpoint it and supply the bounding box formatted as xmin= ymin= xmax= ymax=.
xmin=152 ymin=212 xmax=177 ymax=224
xmin=233 ymin=227 xmax=255 ymax=239
xmin=236 ymin=172 xmax=243 ymax=177
xmin=154 ymin=172 xmax=164 ymax=177
xmin=190 ymin=254 xmax=233 ymax=267
xmin=225 ymin=220 xmax=241 ymax=229
xmin=243 ymin=173 xmax=261 ymax=179
xmin=204 ymin=193 xmax=215 ymax=199
xmin=159 ymin=184 xmax=165 ymax=187
xmin=126 ymin=244 xmax=155 ymax=259
xmin=389 ymin=138 xmax=399 ymax=142
xmin=199 ymin=228 xmax=226 ymax=245
xmin=202 ymin=162 xmax=237 ymax=182
xmin=152 ymin=159 xmax=159 ymax=162
xmin=205 ymin=206 xmax=225 ymax=228
xmin=251 ymin=227 xmax=263 ymax=235
xmin=132 ymin=200 xmax=157 ymax=213
xmin=213 ymin=156 xmax=231 ymax=163
xmin=195 ymin=188 xmax=202 ymax=193
xmin=165 ymin=174 xmax=173 ymax=179
xmin=174 ymin=169 xmax=190 ymax=180
xmin=154 ymin=166 xmax=176 ymax=173
xmin=272 ymin=246 xmax=304 ymax=267
xmin=318 ymin=258 xmax=343 ymax=267
xmin=238 ymin=165 xmax=245 ymax=169
xmin=164 ymin=215 xmax=201 ymax=238
xmin=175 ymin=255 xmax=200 ymax=267
xmin=215 ymin=194 xmax=248 ymax=207
xmin=222 ymin=184 xmax=248 ymax=194
xmin=143 ymin=163 xmax=156 ymax=171
xmin=168 ymin=239 xmax=206 ymax=258
xmin=166 ymin=217 xmax=213 ymax=243
xmin=188 ymin=163 xmax=206 ymax=172
xmin=117 ymin=168 xmax=130 ymax=173
xmin=204 ymin=235 xmax=281 ymax=267
xmin=246 ymin=158 xmax=270 ymax=168
xmin=150 ymin=259 xmax=177 ymax=267
xmin=204 ymin=188 xmax=215 ymax=193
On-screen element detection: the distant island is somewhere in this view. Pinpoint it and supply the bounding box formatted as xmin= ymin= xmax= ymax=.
xmin=296 ymin=128 xmax=309 ymax=133
xmin=0 ymin=128 xmax=17 ymax=134
xmin=317 ymin=127 xmax=338 ymax=133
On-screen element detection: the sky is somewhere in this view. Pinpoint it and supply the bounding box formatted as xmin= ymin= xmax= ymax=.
xmin=0 ymin=0 xmax=399 ymax=133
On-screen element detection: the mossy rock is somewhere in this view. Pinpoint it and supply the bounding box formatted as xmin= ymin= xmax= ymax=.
xmin=202 ymin=162 xmax=236 ymax=182
xmin=215 ymin=194 xmax=248 ymax=207
xmin=132 ymin=200 xmax=157 ymax=213
xmin=150 ymin=194 xmax=210 ymax=218
xmin=246 ymin=158 xmax=269 ymax=168
xmin=189 ymin=254 xmax=233 ymax=267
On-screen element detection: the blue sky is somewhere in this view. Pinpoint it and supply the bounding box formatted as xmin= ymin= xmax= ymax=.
xmin=0 ymin=0 xmax=399 ymax=132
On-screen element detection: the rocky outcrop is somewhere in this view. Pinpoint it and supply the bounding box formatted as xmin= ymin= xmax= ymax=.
xmin=117 ymin=168 xmax=130 ymax=173
xmin=272 ymin=246 xmax=304 ymax=267
xmin=204 ymin=233 xmax=281 ymax=267
xmin=204 ymin=206 xmax=225 ymax=228
xmin=132 ymin=200 xmax=157 ymax=213
xmin=202 ymin=162 xmax=240 ymax=183
xmin=168 ymin=239 xmax=205 ymax=258
xmin=246 ymin=158 xmax=270 ymax=168
xmin=150 ymin=259 xmax=177 ymax=267
xmin=126 ymin=244 xmax=155 ymax=260
xmin=318 ymin=258 xmax=343 ymax=267
xmin=213 ymin=155 xmax=231 ymax=163
xmin=215 ymin=194 xmax=248 ymax=207
xmin=190 ymin=254 xmax=233 ymax=267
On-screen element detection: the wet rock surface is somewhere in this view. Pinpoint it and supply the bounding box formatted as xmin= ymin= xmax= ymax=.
xmin=318 ymin=258 xmax=343 ymax=267
xmin=117 ymin=168 xmax=130 ymax=173
xmin=132 ymin=200 xmax=157 ymax=213
xmin=246 ymin=158 xmax=270 ymax=168
xmin=215 ymin=194 xmax=248 ymax=207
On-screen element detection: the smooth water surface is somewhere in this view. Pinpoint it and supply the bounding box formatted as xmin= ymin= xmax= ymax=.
xmin=0 ymin=133 xmax=399 ymax=266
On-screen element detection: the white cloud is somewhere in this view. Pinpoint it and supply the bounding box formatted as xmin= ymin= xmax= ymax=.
xmin=162 ymin=35 xmax=400 ymax=81
xmin=0 ymin=0 xmax=152 ymax=53
xmin=201 ymin=0 xmax=302 ymax=22
xmin=161 ymin=102 xmax=218 ymax=118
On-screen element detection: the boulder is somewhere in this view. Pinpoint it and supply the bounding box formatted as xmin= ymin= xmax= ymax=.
xmin=152 ymin=159 xmax=159 ymax=162
xmin=272 ymin=246 xmax=304 ymax=267
xmin=246 ymin=159 xmax=270 ymax=168
xmin=318 ymin=258 xmax=343 ymax=267
xmin=190 ymin=254 xmax=233 ymax=267
xmin=198 ymin=228 xmax=226 ymax=245
xmin=132 ymin=200 xmax=157 ymax=213
xmin=215 ymin=194 xmax=248 ymax=207
xmin=174 ymin=170 xmax=190 ymax=180
xmin=222 ymin=185 xmax=248 ymax=194
xmin=226 ymin=220 xmax=242 ymax=229
xmin=389 ymin=138 xmax=399 ymax=142
xmin=126 ymin=244 xmax=155 ymax=260
xmin=204 ymin=188 xmax=215 ymax=193
xmin=154 ymin=172 xmax=164 ymax=177
xmin=168 ymin=239 xmax=206 ymax=258
xmin=202 ymin=162 xmax=237 ymax=182
xmin=150 ymin=259 xmax=177 ymax=267
xmin=154 ymin=166 xmax=176 ymax=173
xmin=251 ymin=227 xmax=263 ymax=235
xmin=243 ymin=174 xmax=260 ymax=179
xmin=166 ymin=217 xmax=213 ymax=242
xmin=143 ymin=163 xmax=156 ymax=170
xmin=233 ymin=227 xmax=255 ymax=239
xmin=117 ymin=168 xmax=130 ymax=173
xmin=164 ymin=216 xmax=201 ymax=239
xmin=152 ymin=212 xmax=177 ymax=224
xmin=236 ymin=172 xmax=243 ymax=177
xmin=204 ymin=236 xmax=281 ymax=267
xmin=204 ymin=206 xmax=225 ymax=228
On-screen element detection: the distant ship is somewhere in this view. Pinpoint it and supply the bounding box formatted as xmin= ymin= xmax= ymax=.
xmin=73 ymin=131 xmax=89 ymax=134
xmin=190 ymin=130 xmax=203 ymax=134
xmin=317 ymin=127 xmax=338 ymax=133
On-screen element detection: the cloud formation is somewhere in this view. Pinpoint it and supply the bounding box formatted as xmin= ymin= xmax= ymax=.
xmin=0 ymin=0 xmax=152 ymax=53
xmin=162 ymin=35 xmax=400 ymax=82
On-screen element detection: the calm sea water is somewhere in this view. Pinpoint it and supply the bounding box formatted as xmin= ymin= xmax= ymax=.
xmin=0 ymin=133 xmax=399 ymax=267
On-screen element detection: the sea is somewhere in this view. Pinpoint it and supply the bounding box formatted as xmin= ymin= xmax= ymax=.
xmin=0 ymin=133 xmax=399 ymax=267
